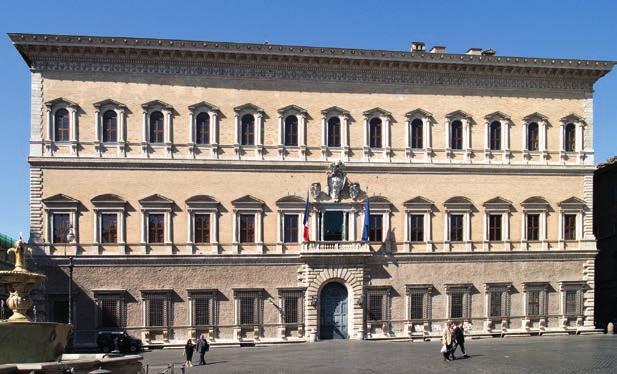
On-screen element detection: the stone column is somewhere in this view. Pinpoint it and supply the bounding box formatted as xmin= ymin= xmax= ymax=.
xmin=94 ymin=110 xmax=101 ymax=143
xmin=188 ymin=112 xmax=195 ymax=144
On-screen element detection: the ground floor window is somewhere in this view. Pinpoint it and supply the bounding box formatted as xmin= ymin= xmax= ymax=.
xmin=523 ymin=282 xmax=549 ymax=318
xmin=446 ymin=285 xmax=472 ymax=320
xmin=366 ymin=287 xmax=391 ymax=323
xmin=235 ymin=290 xmax=263 ymax=326
xmin=279 ymin=290 xmax=304 ymax=324
xmin=142 ymin=291 xmax=171 ymax=328
xmin=95 ymin=292 xmax=126 ymax=328
xmin=406 ymin=285 xmax=432 ymax=321
xmin=189 ymin=290 xmax=217 ymax=326
xmin=48 ymin=295 xmax=69 ymax=324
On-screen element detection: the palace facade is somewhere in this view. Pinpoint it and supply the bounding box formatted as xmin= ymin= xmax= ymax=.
xmin=10 ymin=33 xmax=614 ymax=347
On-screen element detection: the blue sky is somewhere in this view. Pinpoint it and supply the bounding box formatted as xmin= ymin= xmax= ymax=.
xmin=0 ymin=0 xmax=615 ymax=239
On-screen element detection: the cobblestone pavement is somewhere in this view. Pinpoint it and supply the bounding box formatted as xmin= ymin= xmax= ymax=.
xmin=141 ymin=335 xmax=617 ymax=374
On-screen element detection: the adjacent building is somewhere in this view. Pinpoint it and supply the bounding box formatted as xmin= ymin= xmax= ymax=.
xmin=9 ymin=33 xmax=614 ymax=347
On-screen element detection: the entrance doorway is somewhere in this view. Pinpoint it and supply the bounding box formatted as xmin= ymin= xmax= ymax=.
xmin=319 ymin=282 xmax=348 ymax=340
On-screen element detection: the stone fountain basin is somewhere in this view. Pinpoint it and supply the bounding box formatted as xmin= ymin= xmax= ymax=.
xmin=0 ymin=322 xmax=73 ymax=364
xmin=0 ymin=270 xmax=46 ymax=286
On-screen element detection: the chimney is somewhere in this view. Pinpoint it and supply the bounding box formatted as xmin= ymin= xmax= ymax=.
xmin=429 ymin=46 xmax=446 ymax=54
xmin=481 ymin=49 xmax=496 ymax=56
xmin=466 ymin=48 xmax=482 ymax=55
xmin=410 ymin=41 xmax=425 ymax=52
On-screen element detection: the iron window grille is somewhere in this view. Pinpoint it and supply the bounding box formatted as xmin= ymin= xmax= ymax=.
xmin=235 ymin=290 xmax=263 ymax=326
xmin=523 ymin=283 xmax=549 ymax=318
xmin=190 ymin=291 xmax=217 ymax=327
xmin=528 ymin=290 xmax=541 ymax=316
xmin=279 ymin=290 xmax=304 ymax=324
xmin=366 ymin=288 xmax=391 ymax=323
xmin=96 ymin=294 xmax=126 ymax=328
xmin=406 ymin=285 xmax=432 ymax=321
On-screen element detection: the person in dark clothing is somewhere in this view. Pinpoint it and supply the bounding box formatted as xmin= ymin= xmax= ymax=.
xmin=452 ymin=323 xmax=469 ymax=359
xmin=184 ymin=339 xmax=195 ymax=367
xmin=196 ymin=334 xmax=209 ymax=365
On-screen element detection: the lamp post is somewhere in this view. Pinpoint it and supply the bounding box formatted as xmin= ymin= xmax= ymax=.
xmin=66 ymin=225 xmax=75 ymax=325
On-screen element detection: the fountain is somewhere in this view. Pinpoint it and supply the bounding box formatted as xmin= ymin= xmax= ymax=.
xmin=0 ymin=239 xmax=72 ymax=364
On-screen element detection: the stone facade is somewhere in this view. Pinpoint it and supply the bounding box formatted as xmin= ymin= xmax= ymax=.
xmin=9 ymin=33 xmax=613 ymax=347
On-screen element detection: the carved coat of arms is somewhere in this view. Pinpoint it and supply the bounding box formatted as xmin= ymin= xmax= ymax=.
xmin=327 ymin=161 xmax=347 ymax=202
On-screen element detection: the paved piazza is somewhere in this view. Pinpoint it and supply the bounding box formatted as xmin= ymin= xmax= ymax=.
xmin=142 ymin=335 xmax=616 ymax=373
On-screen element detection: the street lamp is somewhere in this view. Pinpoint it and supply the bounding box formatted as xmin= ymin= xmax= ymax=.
xmin=66 ymin=225 xmax=75 ymax=325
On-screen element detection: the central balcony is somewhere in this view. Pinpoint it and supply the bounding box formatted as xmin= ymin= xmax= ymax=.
xmin=300 ymin=241 xmax=372 ymax=257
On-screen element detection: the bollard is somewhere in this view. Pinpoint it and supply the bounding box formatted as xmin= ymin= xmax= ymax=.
xmin=607 ymin=322 xmax=614 ymax=334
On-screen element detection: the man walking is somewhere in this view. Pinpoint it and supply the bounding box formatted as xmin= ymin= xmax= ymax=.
xmin=452 ymin=323 xmax=469 ymax=359
xmin=196 ymin=334 xmax=209 ymax=365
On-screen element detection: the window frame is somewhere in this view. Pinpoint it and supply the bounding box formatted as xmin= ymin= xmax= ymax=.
xmin=445 ymin=284 xmax=473 ymax=321
xmin=365 ymin=286 xmax=391 ymax=323
xmin=278 ymin=288 xmax=305 ymax=325
xmin=139 ymin=194 xmax=174 ymax=249
xmin=405 ymin=284 xmax=433 ymax=322
xmin=141 ymin=290 xmax=173 ymax=329
xmin=188 ymin=289 xmax=218 ymax=328
xmin=234 ymin=289 xmax=264 ymax=327
xmin=559 ymin=281 xmax=585 ymax=318
xmin=484 ymin=283 xmax=512 ymax=320
xmin=522 ymin=282 xmax=549 ymax=319
xmin=94 ymin=290 xmax=127 ymax=329
xmin=232 ymin=195 xmax=265 ymax=249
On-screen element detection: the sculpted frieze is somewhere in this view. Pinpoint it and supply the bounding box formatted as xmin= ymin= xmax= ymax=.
xmin=32 ymin=58 xmax=594 ymax=91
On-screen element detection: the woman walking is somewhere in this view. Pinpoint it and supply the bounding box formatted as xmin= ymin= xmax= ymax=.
xmin=184 ymin=339 xmax=195 ymax=368
xmin=441 ymin=322 xmax=454 ymax=362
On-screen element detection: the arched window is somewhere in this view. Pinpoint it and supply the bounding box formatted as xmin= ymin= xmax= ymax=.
xmin=54 ymin=108 xmax=70 ymax=142
xmin=284 ymin=115 xmax=298 ymax=146
xmin=369 ymin=118 xmax=382 ymax=148
xmin=149 ymin=111 xmax=164 ymax=143
xmin=327 ymin=117 xmax=341 ymax=147
xmin=489 ymin=121 xmax=501 ymax=150
xmin=411 ymin=118 xmax=423 ymax=149
xmin=450 ymin=120 xmax=463 ymax=150
xmin=527 ymin=122 xmax=539 ymax=151
xmin=241 ymin=114 xmax=255 ymax=145
xmin=102 ymin=110 xmax=117 ymax=143
xmin=564 ymin=123 xmax=576 ymax=152
xmin=195 ymin=112 xmax=210 ymax=145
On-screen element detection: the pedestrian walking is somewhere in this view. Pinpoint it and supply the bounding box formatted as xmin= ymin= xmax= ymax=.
xmin=184 ymin=339 xmax=195 ymax=368
xmin=452 ymin=323 xmax=469 ymax=359
xmin=441 ymin=321 xmax=454 ymax=362
xmin=196 ymin=334 xmax=210 ymax=365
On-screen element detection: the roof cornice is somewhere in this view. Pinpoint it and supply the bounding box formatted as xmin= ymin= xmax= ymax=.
xmin=8 ymin=33 xmax=614 ymax=80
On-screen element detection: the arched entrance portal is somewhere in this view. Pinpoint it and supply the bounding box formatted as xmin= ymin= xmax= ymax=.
xmin=319 ymin=282 xmax=348 ymax=340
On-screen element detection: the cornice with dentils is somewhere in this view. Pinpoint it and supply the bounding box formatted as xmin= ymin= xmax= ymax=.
xmin=8 ymin=33 xmax=614 ymax=80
